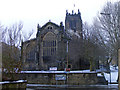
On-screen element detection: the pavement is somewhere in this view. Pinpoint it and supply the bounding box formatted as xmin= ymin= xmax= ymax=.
xmin=27 ymin=84 xmax=118 ymax=90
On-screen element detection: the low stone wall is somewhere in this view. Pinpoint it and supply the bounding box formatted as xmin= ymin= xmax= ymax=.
xmin=19 ymin=71 xmax=106 ymax=85
xmin=67 ymin=73 xmax=98 ymax=85
xmin=0 ymin=80 xmax=27 ymax=89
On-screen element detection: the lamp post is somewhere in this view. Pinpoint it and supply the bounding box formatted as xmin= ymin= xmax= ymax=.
xmin=100 ymin=12 xmax=111 ymax=84
xmin=67 ymin=41 xmax=68 ymax=68
xmin=66 ymin=39 xmax=71 ymax=71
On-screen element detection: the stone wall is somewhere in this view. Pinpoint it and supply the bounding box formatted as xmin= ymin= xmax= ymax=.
xmin=67 ymin=73 xmax=98 ymax=85
xmin=19 ymin=72 xmax=103 ymax=85
xmin=1 ymin=80 xmax=27 ymax=89
xmin=22 ymin=38 xmax=37 ymax=70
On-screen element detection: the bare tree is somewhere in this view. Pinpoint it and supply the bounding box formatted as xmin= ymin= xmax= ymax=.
xmin=2 ymin=22 xmax=34 ymax=80
xmin=82 ymin=22 xmax=103 ymax=71
xmin=92 ymin=1 xmax=120 ymax=65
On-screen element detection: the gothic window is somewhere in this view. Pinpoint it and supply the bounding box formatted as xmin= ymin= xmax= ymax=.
xmin=43 ymin=32 xmax=57 ymax=57
xmin=50 ymin=42 xmax=52 ymax=47
xmin=48 ymin=26 xmax=52 ymax=30
xmin=54 ymin=48 xmax=56 ymax=51
xmin=53 ymin=41 xmax=54 ymax=46
xmin=26 ymin=48 xmax=35 ymax=61
xmin=50 ymin=27 xmax=52 ymax=29
xmin=43 ymin=41 xmax=45 ymax=47
xmin=43 ymin=48 xmax=45 ymax=56
xmin=54 ymin=41 xmax=56 ymax=46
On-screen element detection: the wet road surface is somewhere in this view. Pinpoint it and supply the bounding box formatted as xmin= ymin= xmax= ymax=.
xmin=27 ymin=84 xmax=118 ymax=90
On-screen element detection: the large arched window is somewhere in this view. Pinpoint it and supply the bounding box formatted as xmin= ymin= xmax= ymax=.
xmin=42 ymin=32 xmax=57 ymax=57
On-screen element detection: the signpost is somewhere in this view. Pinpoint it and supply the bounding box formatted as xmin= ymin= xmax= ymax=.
xmin=55 ymin=75 xmax=66 ymax=81
xmin=55 ymin=74 xmax=66 ymax=85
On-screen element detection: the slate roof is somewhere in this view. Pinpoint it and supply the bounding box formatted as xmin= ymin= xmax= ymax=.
xmin=23 ymin=38 xmax=36 ymax=44
xmin=40 ymin=21 xmax=60 ymax=30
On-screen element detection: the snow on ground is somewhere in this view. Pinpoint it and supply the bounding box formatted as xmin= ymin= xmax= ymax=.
xmin=21 ymin=66 xmax=118 ymax=83
xmin=0 ymin=81 xmax=10 ymax=84
xmin=21 ymin=70 xmax=98 ymax=74
xmin=104 ymin=71 xmax=118 ymax=82
xmin=97 ymin=73 xmax=103 ymax=77
xmin=104 ymin=66 xmax=118 ymax=83
xmin=14 ymin=80 xmax=27 ymax=83
xmin=22 ymin=68 xmax=112 ymax=74
xmin=0 ymin=80 xmax=27 ymax=84
xmin=21 ymin=69 xmax=109 ymax=74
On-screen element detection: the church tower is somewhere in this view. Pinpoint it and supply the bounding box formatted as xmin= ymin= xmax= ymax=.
xmin=65 ymin=9 xmax=83 ymax=38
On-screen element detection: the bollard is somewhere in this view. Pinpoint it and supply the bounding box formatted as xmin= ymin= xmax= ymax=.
xmin=118 ymin=49 xmax=120 ymax=89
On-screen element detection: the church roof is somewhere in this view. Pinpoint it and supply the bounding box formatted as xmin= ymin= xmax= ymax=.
xmin=23 ymin=38 xmax=36 ymax=44
xmin=40 ymin=21 xmax=60 ymax=30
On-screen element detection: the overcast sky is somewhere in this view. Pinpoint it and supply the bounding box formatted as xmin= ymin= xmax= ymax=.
xmin=0 ymin=0 xmax=118 ymax=37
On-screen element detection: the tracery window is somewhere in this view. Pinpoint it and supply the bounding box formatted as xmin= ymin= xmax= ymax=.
xmin=42 ymin=32 xmax=57 ymax=57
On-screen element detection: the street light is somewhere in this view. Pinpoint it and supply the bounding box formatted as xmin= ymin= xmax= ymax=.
xmin=100 ymin=12 xmax=111 ymax=84
xmin=67 ymin=41 xmax=68 ymax=68
xmin=66 ymin=38 xmax=71 ymax=71
xmin=100 ymin=13 xmax=110 ymax=16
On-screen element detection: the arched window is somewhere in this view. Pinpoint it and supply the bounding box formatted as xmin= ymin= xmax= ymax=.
xmin=42 ymin=32 xmax=57 ymax=57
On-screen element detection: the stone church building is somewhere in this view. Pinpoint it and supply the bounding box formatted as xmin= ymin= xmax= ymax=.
xmin=22 ymin=9 xmax=90 ymax=70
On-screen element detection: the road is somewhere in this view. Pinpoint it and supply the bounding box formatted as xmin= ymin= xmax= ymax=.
xmin=27 ymin=84 xmax=118 ymax=90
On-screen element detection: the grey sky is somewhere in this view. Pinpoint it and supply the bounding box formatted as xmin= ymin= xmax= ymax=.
xmin=0 ymin=0 xmax=118 ymax=37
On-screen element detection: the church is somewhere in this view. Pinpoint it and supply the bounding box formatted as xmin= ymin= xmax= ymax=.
xmin=21 ymin=9 xmax=90 ymax=70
